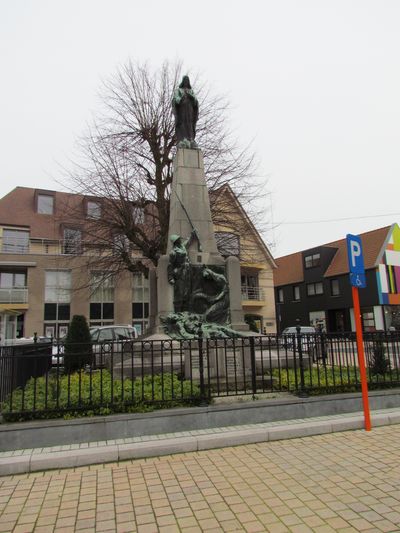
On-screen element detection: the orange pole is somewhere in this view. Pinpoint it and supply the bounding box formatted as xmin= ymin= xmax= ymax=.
xmin=352 ymin=285 xmax=372 ymax=431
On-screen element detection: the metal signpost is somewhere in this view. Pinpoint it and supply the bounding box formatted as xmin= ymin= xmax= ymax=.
xmin=346 ymin=234 xmax=371 ymax=431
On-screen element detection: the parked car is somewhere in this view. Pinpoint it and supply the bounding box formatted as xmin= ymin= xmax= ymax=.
xmin=279 ymin=326 xmax=316 ymax=351
xmin=51 ymin=325 xmax=138 ymax=367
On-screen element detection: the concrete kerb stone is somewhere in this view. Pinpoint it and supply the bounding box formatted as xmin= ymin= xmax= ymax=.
xmin=118 ymin=437 xmax=197 ymax=461
xmin=267 ymin=419 xmax=333 ymax=441
xmin=1 ymin=408 xmax=400 ymax=476
xmin=388 ymin=411 xmax=400 ymax=424
xmin=196 ymin=427 xmax=268 ymax=450
xmin=29 ymin=445 xmax=119 ymax=472
xmin=0 ymin=455 xmax=30 ymax=476
xmin=328 ymin=415 xmax=364 ymax=432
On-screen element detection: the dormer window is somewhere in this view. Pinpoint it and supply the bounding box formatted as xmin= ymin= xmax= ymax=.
xmin=305 ymin=253 xmax=320 ymax=269
xmin=87 ymin=201 xmax=101 ymax=219
xmin=37 ymin=194 xmax=54 ymax=215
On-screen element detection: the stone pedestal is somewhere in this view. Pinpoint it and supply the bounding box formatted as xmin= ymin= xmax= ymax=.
xmin=151 ymin=147 xmax=247 ymax=334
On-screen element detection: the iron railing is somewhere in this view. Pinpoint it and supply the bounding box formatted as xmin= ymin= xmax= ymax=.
xmin=1 ymin=331 xmax=399 ymax=420
xmin=0 ymin=287 xmax=28 ymax=304
xmin=241 ymin=286 xmax=264 ymax=300
xmin=0 ymin=236 xmax=107 ymax=256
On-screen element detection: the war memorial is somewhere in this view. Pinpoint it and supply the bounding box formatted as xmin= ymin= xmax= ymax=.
xmin=153 ymin=75 xmax=248 ymax=340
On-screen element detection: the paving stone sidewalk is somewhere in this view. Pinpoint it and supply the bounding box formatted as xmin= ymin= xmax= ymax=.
xmin=1 ymin=423 xmax=400 ymax=532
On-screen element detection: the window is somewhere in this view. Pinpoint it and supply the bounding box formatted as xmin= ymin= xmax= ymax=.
xmin=132 ymin=205 xmax=145 ymax=224
xmin=113 ymin=234 xmax=130 ymax=254
xmin=331 ymin=279 xmax=340 ymax=296
xmin=45 ymin=270 xmax=71 ymax=302
xmin=293 ymin=286 xmax=300 ymax=301
xmin=0 ymin=272 xmax=27 ymax=303
xmin=63 ymin=228 xmax=81 ymax=254
xmin=90 ymin=273 xmax=114 ymax=326
xmin=2 ymin=229 xmax=29 ymax=253
xmin=0 ymin=272 xmax=26 ymax=288
xmin=44 ymin=270 xmax=71 ymax=338
xmin=132 ymin=272 xmax=149 ymax=335
xmin=362 ymin=308 xmax=375 ymax=331
xmin=277 ymin=288 xmax=284 ymax=303
xmin=215 ymin=232 xmax=240 ymax=258
xmin=37 ymin=194 xmax=54 ymax=214
xmin=87 ymin=201 xmax=101 ymax=219
xmin=309 ymin=311 xmax=326 ymax=331
xmin=306 ymin=282 xmax=323 ymax=296
xmin=305 ymin=253 xmax=321 ymax=268
xmin=241 ymin=272 xmax=260 ymax=300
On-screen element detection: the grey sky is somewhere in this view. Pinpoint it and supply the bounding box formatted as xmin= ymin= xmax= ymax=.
xmin=1 ymin=0 xmax=399 ymax=257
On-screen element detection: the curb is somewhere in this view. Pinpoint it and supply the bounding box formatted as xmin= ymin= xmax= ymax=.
xmin=1 ymin=410 xmax=399 ymax=476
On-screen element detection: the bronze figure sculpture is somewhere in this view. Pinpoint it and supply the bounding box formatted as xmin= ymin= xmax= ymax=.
xmin=172 ymin=75 xmax=199 ymax=149
xmin=167 ymin=231 xmax=197 ymax=312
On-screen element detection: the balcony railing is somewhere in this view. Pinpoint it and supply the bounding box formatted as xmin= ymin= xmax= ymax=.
xmin=241 ymin=286 xmax=264 ymax=301
xmin=0 ymin=288 xmax=28 ymax=304
xmin=0 ymin=237 xmax=108 ymax=256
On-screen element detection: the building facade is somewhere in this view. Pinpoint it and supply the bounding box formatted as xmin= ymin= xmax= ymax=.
xmin=0 ymin=186 xmax=276 ymax=341
xmin=274 ymin=224 xmax=400 ymax=333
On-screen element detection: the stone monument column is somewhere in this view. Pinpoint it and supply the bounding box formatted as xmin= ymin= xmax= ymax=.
xmin=153 ymin=146 xmax=247 ymax=333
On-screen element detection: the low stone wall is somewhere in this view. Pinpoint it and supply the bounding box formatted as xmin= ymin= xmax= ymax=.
xmin=1 ymin=389 xmax=400 ymax=452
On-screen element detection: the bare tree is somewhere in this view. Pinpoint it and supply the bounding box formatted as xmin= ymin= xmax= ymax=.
xmin=65 ymin=60 xmax=267 ymax=276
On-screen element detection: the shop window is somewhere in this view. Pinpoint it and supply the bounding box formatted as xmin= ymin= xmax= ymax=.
xmin=362 ymin=308 xmax=376 ymax=332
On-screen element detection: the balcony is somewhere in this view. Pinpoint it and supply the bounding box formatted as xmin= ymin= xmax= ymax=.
xmin=0 ymin=287 xmax=28 ymax=304
xmin=0 ymin=237 xmax=99 ymax=256
xmin=241 ymin=286 xmax=264 ymax=301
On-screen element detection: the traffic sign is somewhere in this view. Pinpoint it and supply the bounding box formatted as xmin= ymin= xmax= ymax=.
xmin=346 ymin=233 xmax=371 ymax=431
xmin=347 ymin=234 xmax=366 ymax=288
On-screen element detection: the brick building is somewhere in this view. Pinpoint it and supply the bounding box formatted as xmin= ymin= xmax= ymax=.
xmin=0 ymin=186 xmax=276 ymax=340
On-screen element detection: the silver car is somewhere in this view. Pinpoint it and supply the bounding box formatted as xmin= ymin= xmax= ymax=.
xmin=51 ymin=325 xmax=138 ymax=367
xmin=280 ymin=326 xmax=316 ymax=351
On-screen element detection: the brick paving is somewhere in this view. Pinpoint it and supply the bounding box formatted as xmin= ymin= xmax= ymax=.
xmin=1 ymin=424 xmax=400 ymax=532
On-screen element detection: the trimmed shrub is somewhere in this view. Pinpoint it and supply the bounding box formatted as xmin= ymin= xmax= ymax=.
xmin=64 ymin=315 xmax=93 ymax=373
xmin=370 ymin=335 xmax=390 ymax=376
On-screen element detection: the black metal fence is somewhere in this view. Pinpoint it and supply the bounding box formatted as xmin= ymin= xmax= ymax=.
xmin=1 ymin=331 xmax=400 ymax=420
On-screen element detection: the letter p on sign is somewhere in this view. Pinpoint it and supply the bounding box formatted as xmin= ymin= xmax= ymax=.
xmin=350 ymin=241 xmax=361 ymax=268
xmin=346 ymin=234 xmax=366 ymax=288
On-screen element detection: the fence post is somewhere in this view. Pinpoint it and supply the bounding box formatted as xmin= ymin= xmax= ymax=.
xmin=250 ymin=336 xmax=257 ymax=399
xmin=198 ymin=331 xmax=207 ymax=406
xmin=296 ymin=324 xmax=308 ymax=398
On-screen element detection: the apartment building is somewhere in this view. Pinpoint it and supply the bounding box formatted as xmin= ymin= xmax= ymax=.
xmin=0 ymin=186 xmax=276 ymax=340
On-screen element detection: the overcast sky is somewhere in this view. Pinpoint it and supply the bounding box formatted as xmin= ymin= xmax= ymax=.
xmin=1 ymin=0 xmax=400 ymax=258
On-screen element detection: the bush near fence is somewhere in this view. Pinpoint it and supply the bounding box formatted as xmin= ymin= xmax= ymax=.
xmin=1 ymin=371 xmax=201 ymax=422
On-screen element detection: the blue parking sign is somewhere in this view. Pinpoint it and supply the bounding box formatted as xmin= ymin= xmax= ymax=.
xmin=346 ymin=234 xmax=366 ymax=288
